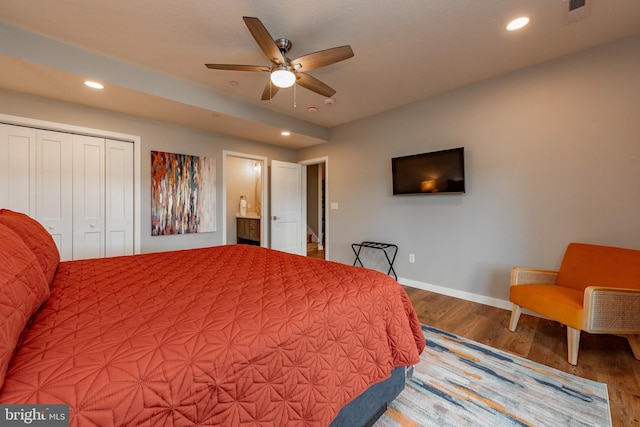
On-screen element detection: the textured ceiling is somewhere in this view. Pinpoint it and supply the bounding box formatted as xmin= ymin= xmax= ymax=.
xmin=1 ymin=0 xmax=639 ymax=148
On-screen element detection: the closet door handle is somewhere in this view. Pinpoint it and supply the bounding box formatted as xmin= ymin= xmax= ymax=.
xmin=272 ymin=216 xmax=280 ymax=221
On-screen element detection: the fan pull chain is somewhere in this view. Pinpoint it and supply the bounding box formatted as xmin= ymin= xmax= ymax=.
xmin=293 ymin=81 xmax=297 ymax=108
xmin=269 ymin=64 xmax=273 ymax=104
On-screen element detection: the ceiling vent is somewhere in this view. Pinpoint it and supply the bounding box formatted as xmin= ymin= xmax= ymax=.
xmin=564 ymin=0 xmax=591 ymax=23
xmin=569 ymin=0 xmax=586 ymax=11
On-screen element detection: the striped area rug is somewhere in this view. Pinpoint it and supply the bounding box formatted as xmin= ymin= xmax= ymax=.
xmin=375 ymin=325 xmax=612 ymax=427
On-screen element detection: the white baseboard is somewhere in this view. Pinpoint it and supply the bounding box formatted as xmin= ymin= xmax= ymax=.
xmin=398 ymin=277 xmax=514 ymax=311
xmin=398 ymin=277 xmax=548 ymax=320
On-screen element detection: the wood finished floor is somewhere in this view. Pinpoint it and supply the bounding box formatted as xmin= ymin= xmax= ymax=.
xmin=403 ymin=286 xmax=640 ymax=427
xmin=306 ymin=241 xmax=325 ymax=260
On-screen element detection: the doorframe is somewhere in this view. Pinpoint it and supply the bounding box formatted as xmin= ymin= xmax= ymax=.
xmin=222 ymin=150 xmax=268 ymax=246
xmin=299 ymin=156 xmax=329 ymax=260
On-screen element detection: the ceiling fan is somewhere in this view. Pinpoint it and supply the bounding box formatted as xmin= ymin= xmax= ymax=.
xmin=205 ymin=17 xmax=354 ymax=101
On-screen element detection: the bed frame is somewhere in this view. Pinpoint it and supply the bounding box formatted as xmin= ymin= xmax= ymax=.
xmin=330 ymin=366 xmax=407 ymax=427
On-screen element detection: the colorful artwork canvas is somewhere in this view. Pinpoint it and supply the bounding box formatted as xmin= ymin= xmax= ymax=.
xmin=151 ymin=151 xmax=216 ymax=235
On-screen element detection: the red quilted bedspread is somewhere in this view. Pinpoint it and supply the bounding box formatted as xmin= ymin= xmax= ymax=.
xmin=1 ymin=245 xmax=424 ymax=426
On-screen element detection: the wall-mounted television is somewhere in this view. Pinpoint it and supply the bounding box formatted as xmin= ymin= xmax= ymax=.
xmin=392 ymin=147 xmax=465 ymax=195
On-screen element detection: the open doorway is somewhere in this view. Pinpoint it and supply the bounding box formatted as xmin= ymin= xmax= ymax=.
xmin=301 ymin=157 xmax=328 ymax=260
xmin=222 ymin=151 xmax=268 ymax=246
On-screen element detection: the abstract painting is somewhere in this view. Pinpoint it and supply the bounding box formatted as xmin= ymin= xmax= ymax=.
xmin=151 ymin=151 xmax=216 ymax=235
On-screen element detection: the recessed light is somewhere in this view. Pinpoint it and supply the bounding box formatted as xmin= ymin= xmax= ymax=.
xmin=84 ymin=81 xmax=104 ymax=89
xmin=281 ymin=131 xmax=291 ymax=136
xmin=506 ymin=16 xmax=530 ymax=31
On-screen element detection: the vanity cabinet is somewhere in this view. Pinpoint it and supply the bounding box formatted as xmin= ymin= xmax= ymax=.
xmin=237 ymin=217 xmax=260 ymax=245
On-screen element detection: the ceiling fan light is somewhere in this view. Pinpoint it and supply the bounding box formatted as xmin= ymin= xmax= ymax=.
xmin=271 ymin=68 xmax=296 ymax=88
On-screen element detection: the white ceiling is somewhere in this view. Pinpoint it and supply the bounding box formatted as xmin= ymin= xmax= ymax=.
xmin=1 ymin=0 xmax=639 ymax=148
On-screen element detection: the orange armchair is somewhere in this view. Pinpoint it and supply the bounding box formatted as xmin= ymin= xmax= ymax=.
xmin=509 ymin=243 xmax=640 ymax=365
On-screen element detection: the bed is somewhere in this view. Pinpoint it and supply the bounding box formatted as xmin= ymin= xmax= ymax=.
xmin=0 ymin=209 xmax=425 ymax=426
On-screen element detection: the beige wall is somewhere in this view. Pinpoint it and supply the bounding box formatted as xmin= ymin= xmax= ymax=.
xmin=2 ymin=35 xmax=639 ymax=303
xmin=299 ymin=35 xmax=640 ymax=302
xmin=0 ymin=88 xmax=297 ymax=254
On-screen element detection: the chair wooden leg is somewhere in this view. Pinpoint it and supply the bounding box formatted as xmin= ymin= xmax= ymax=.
xmin=567 ymin=327 xmax=580 ymax=365
xmin=508 ymin=305 xmax=522 ymax=332
xmin=626 ymin=334 xmax=640 ymax=360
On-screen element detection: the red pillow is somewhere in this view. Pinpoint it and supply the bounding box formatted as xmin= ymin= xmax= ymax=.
xmin=0 ymin=224 xmax=50 ymax=389
xmin=0 ymin=210 xmax=60 ymax=285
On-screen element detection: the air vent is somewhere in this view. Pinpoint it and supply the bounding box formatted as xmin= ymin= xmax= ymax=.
xmin=569 ymin=0 xmax=586 ymax=11
xmin=564 ymin=0 xmax=591 ymax=23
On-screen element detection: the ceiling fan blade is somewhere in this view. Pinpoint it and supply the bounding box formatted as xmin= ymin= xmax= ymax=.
xmin=205 ymin=64 xmax=270 ymax=72
xmin=261 ymin=81 xmax=281 ymax=101
xmin=292 ymin=45 xmax=354 ymax=72
xmin=243 ymin=16 xmax=285 ymax=64
xmin=296 ymin=73 xmax=336 ymax=98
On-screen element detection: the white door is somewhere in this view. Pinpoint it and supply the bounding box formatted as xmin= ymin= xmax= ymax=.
xmin=36 ymin=130 xmax=73 ymax=260
xmin=2 ymin=120 xmax=135 ymax=260
xmin=73 ymin=135 xmax=105 ymax=260
xmin=105 ymin=139 xmax=134 ymax=257
xmin=0 ymin=124 xmax=36 ymax=215
xmin=270 ymin=160 xmax=304 ymax=255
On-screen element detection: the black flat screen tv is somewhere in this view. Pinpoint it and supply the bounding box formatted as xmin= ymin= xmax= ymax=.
xmin=392 ymin=147 xmax=465 ymax=195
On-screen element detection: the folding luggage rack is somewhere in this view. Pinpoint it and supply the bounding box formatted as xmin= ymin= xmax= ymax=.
xmin=351 ymin=241 xmax=398 ymax=280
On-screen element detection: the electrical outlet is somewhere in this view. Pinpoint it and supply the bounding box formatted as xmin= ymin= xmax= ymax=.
xmin=409 ymin=253 xmax=415 ymax=263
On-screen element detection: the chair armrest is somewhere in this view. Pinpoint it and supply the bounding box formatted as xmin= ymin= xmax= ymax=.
xmin=583 ymin=287 xmax=640 ymax=333
xmin=510 ymin=268 xmax=558 ymax=286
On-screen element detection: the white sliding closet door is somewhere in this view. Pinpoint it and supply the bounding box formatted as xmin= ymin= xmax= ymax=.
xmin=36 ymin=130 xmax=73 ymax=260
xmin=72 ymin=135 xmax=105 ymax=260
xmin=1 ymin=122 xmax=134 ymax=261
xmin=105 ymin=139 xmax=134 ymax=257
xmin=0 ymin=124 xmax=35 ymax=215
